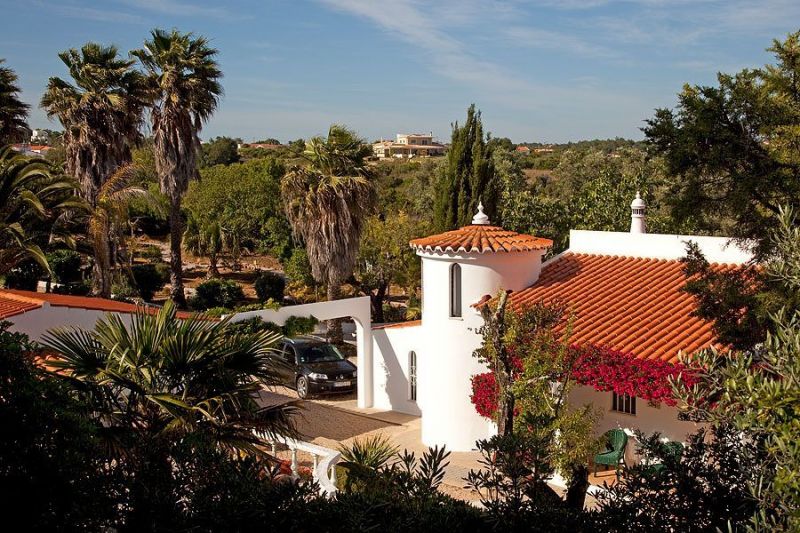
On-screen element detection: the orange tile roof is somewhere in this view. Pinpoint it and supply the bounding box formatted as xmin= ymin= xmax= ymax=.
xmin=372 ymin=320 xmax=421 ymax=330
xmin=410 ymin=225 xmax=552 ymax=254
xmin=506 ymin=253 xmax=738 ymax=363
xmin=0 ymin=290 xmax=197 ymax=320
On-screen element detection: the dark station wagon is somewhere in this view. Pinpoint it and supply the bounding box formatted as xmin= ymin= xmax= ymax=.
xmin=274 ymin=337 xmax=357 ymax=399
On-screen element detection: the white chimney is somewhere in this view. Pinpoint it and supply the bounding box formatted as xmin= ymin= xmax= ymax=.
xmin=630 ymin=192 xmax=646 ymax=234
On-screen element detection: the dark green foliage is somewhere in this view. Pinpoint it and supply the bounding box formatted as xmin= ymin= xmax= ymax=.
xmin=201 ymin=136 xmax=239 ymax=167
xmin=52 ymin=280 xmax=91 ymax=295
xmin=282 ymin=315 xmax=318 ymax=337
xmin=0 ymin=322 xmax=120 ymax=530
xmin=644 ymin=31 xmax=800 ymax=258
xmin=594 ymin=426 xmax=763 ymax=532
xmin=283 ymin=246 xmax=315 ymax=286
xmin=190 ymin=278 xmax=245 ymax=310
xmin=434 ymin=104 xmax=499 ymax=230
xmin=46 ymin=249 xmax=82 ymax=284
xmin=136 ymin=244 xmax=164 ymax=262
xmin=131 ymin=262 xmax=169 ymax=301
xmin=254 ymin=270 xmax=286 ymax=302
xmin=0 ymin=59 xmax=29 ymax=144
xmin=2 ymin=259 xmax=43 ymax=290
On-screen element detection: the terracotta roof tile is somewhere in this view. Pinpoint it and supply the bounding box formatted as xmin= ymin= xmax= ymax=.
xmin=410 ymin=225 xmax=552 ymax=254
xmin=506 ymin=253 xmax=735 ymax=363
xmin=0 ymin=290 xmax=197 ymax=320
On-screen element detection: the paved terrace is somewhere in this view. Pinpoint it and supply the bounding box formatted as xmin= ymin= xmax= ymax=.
xmin=257 ymin=387 xmax=614 ymax=505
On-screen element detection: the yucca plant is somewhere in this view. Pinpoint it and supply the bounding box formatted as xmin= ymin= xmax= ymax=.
xmin=339 ymin=433 xmax=399 ymax=470
xmin=43 ymin=301 xmax=299 ymax=455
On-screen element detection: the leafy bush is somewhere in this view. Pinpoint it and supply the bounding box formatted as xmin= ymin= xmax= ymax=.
xmin=47 ymin=249 xmax=82 ymax=284
xmin=131 ymin=263 xmax=169 ymax=301
xmin=283 ymin=247 xmax=314 ymax=286
xmin=283 ymin=315 xmax=318 ymax=337
xmin=254 ymin=270 xmax=286 ymax=303
xmin=2 ymin=260 xmax=43 ymax=290
xmin=52 ymin=280 xmax=91 ymax=296
xmin=190 ymin=279 xmax=245 ymax=310
xmin=136 ymin=244 xmax=164 ymax=262
xmin=226 ymin=317 xmax=282 ymax=335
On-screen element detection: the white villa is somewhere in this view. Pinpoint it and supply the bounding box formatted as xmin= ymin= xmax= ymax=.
xmin=372 ymin=133 xmax=446 ymax=159
xmin=0 ymin=195 xmax=752 ymax=465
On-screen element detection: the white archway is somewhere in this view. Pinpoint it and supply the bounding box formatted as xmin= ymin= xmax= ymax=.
xmin=228 ymin=296 xmax=374 ymax=408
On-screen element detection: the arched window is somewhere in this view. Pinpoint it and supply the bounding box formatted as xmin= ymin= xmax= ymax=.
xmin=408 ymin=351 xmax=417 ymax=401
xmin=449 ymin=263 xmax=462 ymax=318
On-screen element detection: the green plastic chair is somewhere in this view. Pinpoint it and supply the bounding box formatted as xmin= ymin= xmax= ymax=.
xmin=594 ymin=429 xmax=628 ymax=479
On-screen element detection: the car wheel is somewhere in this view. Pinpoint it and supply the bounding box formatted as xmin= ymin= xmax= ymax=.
xmin=296 ymin=376 xmax=309 ymax=399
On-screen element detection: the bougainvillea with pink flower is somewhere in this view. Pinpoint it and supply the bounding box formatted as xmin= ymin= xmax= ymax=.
xmin=470 ymin=344 xmax=697 ymax=419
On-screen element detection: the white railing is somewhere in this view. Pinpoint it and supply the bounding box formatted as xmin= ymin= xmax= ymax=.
xmin=267 ymin=435 xmax=341 ymax=496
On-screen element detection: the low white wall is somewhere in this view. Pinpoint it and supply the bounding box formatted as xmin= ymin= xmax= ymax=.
xmin=569 ymin=385 xmax=703 ymax=464
xmin=7 ymin=304 xmax=134 ymax=342
xmin=569 ymin=230 xmax=753 ymax=264
xmin=371 ymin=325 xmax=422 ymax=416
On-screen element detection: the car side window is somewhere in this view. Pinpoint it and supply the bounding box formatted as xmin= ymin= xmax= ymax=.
xmin=284 ymin=346 xmax=297 ymax=364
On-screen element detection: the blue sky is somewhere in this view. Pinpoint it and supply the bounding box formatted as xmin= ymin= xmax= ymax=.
xmin=1 ymin=0 xmax=798 ymax=143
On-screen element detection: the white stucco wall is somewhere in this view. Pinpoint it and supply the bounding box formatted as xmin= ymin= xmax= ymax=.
xmin=6 ymin=304 xmax=135 ymax=342
xmin=569 ymin=384 xmax=703 ymax=464
xmin=413 ymin=248 xmax=546 ymax=451
xmin=568 ymin=230 xmax=753 ymax=264
xmin=371 ymin=325 xmax=422 ymax=416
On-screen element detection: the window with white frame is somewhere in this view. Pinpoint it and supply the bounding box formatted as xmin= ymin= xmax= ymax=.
xmin=449 ymin=263 xmax=462 ymax=318
xmin=408 ymin=351 xmax=417 ymax=401
xmin=612 ymin=392 xmax=636 ymax=415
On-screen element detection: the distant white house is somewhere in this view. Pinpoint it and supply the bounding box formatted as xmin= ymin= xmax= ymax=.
xmin=373 ymin=133 xmax=445 ymax=159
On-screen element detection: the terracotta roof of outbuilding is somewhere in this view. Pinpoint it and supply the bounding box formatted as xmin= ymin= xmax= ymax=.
xmin=410 ymin=225 xmax=552 ymax=254
xmin=0 ymin=290 xmax=197 ymax=320
xmin=504 ymin=252 xmax=739 ymax=364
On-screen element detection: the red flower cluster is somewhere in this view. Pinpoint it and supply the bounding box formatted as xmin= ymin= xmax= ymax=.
xmin=470 ymin=344 xmax=697 ymax=419
xmin=470 ymin=372 xmax=499 ymax=419
xmin=570 ymin=345 xmax=696 ymax=406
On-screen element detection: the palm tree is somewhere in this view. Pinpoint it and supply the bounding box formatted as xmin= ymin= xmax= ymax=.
xmin=0 ymin=59 xmax=29 ymax=144
xmin=88 ymin=164 xmax=159 ymax=297
xmin=40 ymin=43 xmax=146 ymax=207
xmin=133 ymin=29 xmax=223 ymax=307
xmin=43 ymin=301 xmax=298 ymax=452
xmin=184 ymin=215 xmax=222 ymax=278
xmin=41 ymin=43 xmax=147 ymax=295
xmin=0 ymin=145 xmax=84 ymax=276
xmin=282 ymin=125 xmax=376 ymax=343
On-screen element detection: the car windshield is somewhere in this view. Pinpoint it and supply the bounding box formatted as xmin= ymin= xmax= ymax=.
xmin=296 ymin=343 xmax=345 ymax=363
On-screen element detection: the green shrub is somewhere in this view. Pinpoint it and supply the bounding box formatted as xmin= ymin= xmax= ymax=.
xmin=227 ymin=317 xmax=282 ymax=335
xmin=3 ymin=260 xmax=43 ymax=291
xmin=283 ymin=315 xmax=318 ymax=337
xmin=131 ymin=263 xmax=169 ymax=301
xmin=52 ymin=280 xmax=91 ymax=296
xmin=47 ymin=249 xmax=82 ymax=284
xmin=190 ymin=279 xmax=245 ymax=310
xmin=339 ymin=434 xmax=398 ymax=470
xmin=254 ymin=270 xmax=286 ymax=302
xmin=283 ymin=247 xmax=314 ymax=286
xmin=136 ymin=244 xmax=163 ymax=262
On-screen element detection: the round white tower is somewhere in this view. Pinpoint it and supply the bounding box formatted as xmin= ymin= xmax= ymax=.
xmin=409 ymin=205 xmax=552 ymax=451
xmin=630 ymin=192 xmax=647 ymax=234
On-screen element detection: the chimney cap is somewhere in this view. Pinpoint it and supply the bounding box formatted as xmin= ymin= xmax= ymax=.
xmin=472 ymin=202 xmax=490 ymax=225
xmin=631 ymin=191 xmax=646 ymax=209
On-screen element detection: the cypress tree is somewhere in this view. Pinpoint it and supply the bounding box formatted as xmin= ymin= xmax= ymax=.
xmin=434 ymin=104 xmax=498 ymax=230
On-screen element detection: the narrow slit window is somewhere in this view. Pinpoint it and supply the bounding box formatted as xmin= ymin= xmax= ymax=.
xmin=612 ymin=392 xmax=636 ymax=415
xmin=409 ymin=351 xmax=417 ymax=401
xmin=449 ymin=263 xmax=462 ymax=318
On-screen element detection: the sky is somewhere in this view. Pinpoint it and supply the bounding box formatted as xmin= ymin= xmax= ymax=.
xmin=1 ymin=0 xmax=798 ymax=143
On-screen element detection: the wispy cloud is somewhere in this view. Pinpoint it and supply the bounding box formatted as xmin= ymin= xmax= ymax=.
xmin=504 ymin=26 xmax=614 ymax=57
xmin=116 ymin=0 xmax=247 ymax=21
xmin=32 ymin=1 xmax=144 ymax=24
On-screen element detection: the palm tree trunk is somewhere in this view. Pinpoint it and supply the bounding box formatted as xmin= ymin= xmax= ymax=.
xmin=93 ymin=231 xmax=113 ymax=298
xmin=207 ymin=251 xmax=219 ymax=278
xmin=326 ymin=282 xmax=344 ymax=344
xmin=168 ymin=197 xmax=186 ymax=307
